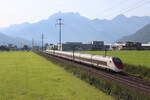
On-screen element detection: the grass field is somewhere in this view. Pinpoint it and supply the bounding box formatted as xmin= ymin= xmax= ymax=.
xmin=0 ymin=52 xmax=114 ymax=100
xmin=77 ymin=50 xmax=150 ymax=68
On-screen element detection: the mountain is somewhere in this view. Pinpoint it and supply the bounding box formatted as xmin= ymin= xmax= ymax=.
xmin=119 ymin=24 xmax=150 ymax=43
xmin=91 ymin=14 xmax=150 ymax=41
xmin=0 ymin=32 xmax=31 ymax=47
xmin=0 ymin=12 xmax=111 ymax=43
xmin=1 ymin=12 xmax=150 ymax=43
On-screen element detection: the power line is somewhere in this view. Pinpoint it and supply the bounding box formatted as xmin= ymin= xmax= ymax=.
xmin=122 ymin=0 xmax=150 ymax=14
xmin=144 ymin=12 xmax=150 ymax=16
xmin=102 ymin=0 xmax=150 ymax=18
xmin=56 ymin=18 xmax=64 ymax=51
xmin=100 ymin=0 xmax=130 ymax=14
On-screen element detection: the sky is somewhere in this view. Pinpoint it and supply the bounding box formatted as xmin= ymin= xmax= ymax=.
xmin=0 ymin=0 xmax=150 ymax=27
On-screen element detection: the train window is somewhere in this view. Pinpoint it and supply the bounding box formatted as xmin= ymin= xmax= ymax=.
xmin=113 ymin=57 xmax=122 ymax=65
xmin=92 ymin=59 xmax=107 ymax=66
xmin=99 ymin=61 xmax=107 ymax=66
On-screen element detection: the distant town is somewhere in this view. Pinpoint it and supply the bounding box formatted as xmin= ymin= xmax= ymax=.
xmin=1 ymin=40 xmax=150 ymax=51
xmin=0 ymin=41 xmax=150 ymax=51
xmin=47 ymin=41 xmax=150 ymax=51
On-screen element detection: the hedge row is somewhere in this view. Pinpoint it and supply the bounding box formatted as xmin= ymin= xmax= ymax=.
xmin=124 ymin=64 xmax=150 ymax=80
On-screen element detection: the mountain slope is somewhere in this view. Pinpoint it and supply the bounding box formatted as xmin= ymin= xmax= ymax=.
xmin=0 ymin=32 xmax=31 ymax=47
xmin=1 ymin=12 xmax=150 ymax=43
xmin=91 ymin=15 xmax=150 ymax=40
xmin=119 ymin=24 xmax=150 ymax=42
xmin=0 ymin=12 xmax=112 ymax=43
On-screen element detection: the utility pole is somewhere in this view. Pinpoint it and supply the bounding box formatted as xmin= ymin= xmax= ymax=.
xmin=41 ymin=33 xmax=44 ymax=51
xmin=105 ymin=46 xmax=107 ymax=56
xmin=32 ymin=38 xmax=34 ymax=50
xmin=56 ymin=18 xmax=64 ymax=51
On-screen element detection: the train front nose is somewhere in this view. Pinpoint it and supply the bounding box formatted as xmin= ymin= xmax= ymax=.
xmin=112 ymin=57 xmax=124 ymax=70
xmin=116 ymin=64 xmax=124 ymax=69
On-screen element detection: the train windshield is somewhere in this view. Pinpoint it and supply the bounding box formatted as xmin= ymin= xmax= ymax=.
xmin=113 ymin=57 xmax=122 ymax=65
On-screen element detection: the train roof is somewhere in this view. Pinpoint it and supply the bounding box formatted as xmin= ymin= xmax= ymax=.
xmin=47 ymin=50 xmax=114 ymax=59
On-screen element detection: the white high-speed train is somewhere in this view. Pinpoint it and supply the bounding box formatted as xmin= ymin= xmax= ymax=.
xmin=45 ymin=50 xmax=124 ymax=72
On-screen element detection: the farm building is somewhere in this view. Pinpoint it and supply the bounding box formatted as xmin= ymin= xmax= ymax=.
xmin=61 ymin=41 xmax=105 ymax=51
xmin=142 ymin=43 xmax=150 ymax=50
xmin=47 ymin=41 xmax=105 ymax=51
xmin=112 ymin=42 xmax=150 ymax=50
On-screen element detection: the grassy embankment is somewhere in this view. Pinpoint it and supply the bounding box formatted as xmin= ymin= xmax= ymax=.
xmin=77 ymin=50 xmax=150 ymax=79
xmin=0 ymin=52 xmax=114 ymax=100
xmin=37 ymin=51 xmax=150 ymax=100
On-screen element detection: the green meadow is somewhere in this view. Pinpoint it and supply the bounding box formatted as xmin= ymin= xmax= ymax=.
xmin=0 ymin=52 xmax=114 ymax=100
xmin=77 ymin=50 xmax=150 ymax=68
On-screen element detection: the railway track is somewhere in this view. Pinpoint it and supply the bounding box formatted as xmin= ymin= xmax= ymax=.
xmin=39 ymin=52 xmax=150 ymax=97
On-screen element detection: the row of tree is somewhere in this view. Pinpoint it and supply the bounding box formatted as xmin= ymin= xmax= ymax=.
xmin=0 ymin=43 xmax=49 ymax=51
xmin=0 ymin=44 xmax=30 ymax=51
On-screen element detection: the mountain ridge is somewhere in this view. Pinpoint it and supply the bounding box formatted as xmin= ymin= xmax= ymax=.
xmin=119 ymin=24 xmax=150 ymax=43
xmin=1 ymin=12 xmax=150 ymax=43
xmin=0 ymin=32 xmax=31 ymax=47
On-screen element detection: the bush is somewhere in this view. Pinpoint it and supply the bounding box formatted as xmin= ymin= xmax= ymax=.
xmin=124 ymin=64 xmax=150 ymax=80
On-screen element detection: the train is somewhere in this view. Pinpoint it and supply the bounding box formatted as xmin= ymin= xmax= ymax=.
xmin=45 ymin=50 xmax=124 ymax=72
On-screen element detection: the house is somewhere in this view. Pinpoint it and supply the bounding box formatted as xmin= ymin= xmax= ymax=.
xmin=47 ymin=41 xmax=105 ymax=51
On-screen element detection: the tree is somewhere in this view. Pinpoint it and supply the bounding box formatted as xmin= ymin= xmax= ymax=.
xmin=22 ymin=45 xmax=30 ymax=51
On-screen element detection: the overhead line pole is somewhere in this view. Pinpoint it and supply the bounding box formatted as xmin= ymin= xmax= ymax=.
xmin=56 ymin=18 xmax=64 ymax=51
xmin=41 ymin=33 xmax=44 ymax=51
xmin=32 ymin=38 xmax=34 ymax=50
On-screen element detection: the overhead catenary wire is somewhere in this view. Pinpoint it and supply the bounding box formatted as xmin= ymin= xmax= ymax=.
xmin=41 ymin=33 xmax=44 ymax=51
